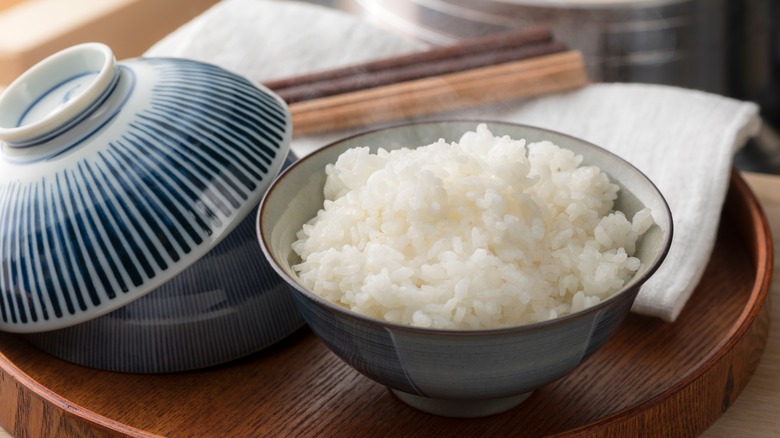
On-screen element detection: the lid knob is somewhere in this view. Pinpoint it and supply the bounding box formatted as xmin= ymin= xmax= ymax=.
xmin=0 ymin=43 xmax=117 ymax=151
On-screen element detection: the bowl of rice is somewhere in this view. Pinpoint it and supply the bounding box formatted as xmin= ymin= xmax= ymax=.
xmin=257 ymin=121 xmax=672 ymax=417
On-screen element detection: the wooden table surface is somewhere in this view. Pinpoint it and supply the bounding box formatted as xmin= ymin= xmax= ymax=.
xmin=0 ymin=171 xmax=777 ymax=438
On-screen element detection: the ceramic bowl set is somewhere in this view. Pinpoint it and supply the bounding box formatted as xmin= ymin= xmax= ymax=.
xmin=0 ymin=44 xmax=672 ymax=416
xmin=0 ymin=43 xmax=304 ymax=372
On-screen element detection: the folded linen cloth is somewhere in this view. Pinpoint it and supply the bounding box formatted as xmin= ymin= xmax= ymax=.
xmin=146 ymin=0 xmax=761 ymax=322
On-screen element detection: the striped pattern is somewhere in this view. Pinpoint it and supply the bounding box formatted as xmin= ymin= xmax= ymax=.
xmin=0 ymin=58 xmax=291 ymax=330
xmin=22 ymin=210 xmax=305 ymax=373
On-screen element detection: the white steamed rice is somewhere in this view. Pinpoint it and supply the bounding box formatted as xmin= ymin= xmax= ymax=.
xmin=292 ymin=124 xmax=653 ymax=330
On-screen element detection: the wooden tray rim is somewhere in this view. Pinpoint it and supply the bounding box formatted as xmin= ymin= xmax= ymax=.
xmin=562 ymin=170 xmax=774 ymax=435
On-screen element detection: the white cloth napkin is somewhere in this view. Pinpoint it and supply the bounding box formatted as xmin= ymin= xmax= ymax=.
xmin=146 ymin=0 xmax=761 ymax=322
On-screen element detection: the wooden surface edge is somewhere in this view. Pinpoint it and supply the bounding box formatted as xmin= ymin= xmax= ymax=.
xmin=0 ymin=352 xmax=157 ymax=437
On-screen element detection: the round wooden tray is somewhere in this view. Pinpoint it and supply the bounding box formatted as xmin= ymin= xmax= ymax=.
xmin=0 ymin=171 xmax=772 ymax=437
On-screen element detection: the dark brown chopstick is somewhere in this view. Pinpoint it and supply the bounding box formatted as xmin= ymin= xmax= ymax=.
xmin=265 ymin=26 xmax=557 ymax=104
xmin=276 ymin=41 xmax=567 ymax=104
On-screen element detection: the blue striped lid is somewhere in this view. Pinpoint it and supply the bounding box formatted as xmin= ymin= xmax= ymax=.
xmin=0 ymin=43 xmax=292 ymax=332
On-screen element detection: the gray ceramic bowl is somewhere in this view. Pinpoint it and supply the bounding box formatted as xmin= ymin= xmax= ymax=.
xmin=257 ymin=121 xmax=673 ymax=417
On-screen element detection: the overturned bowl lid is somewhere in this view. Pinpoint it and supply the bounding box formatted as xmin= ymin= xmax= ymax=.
xmin=0 ymin=43 xmax=292 ymax=332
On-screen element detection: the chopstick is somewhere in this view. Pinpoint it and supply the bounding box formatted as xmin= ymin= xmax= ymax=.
xmin=266 ymin=26 xmax=558 ymax=103
xmin=288 ymin=51 xmax=588 ymax=136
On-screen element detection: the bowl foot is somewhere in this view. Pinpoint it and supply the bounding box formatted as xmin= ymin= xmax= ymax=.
xmin=390 ymin=389 xmax=533 ymax=418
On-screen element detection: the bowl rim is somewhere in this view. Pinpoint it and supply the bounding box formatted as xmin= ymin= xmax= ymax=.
xmin=257 ymin=119 xmax=674 ymax=336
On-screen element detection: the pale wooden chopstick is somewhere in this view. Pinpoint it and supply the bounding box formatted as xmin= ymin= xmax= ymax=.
xmin=289 ymin=51 xmax=588 ymax=137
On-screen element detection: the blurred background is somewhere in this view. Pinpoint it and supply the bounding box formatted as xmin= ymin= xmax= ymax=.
xmin=0 ymin=0 xmax=778 ymax=168
xmin=318 ymin=0 xmax=779 ymax=131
